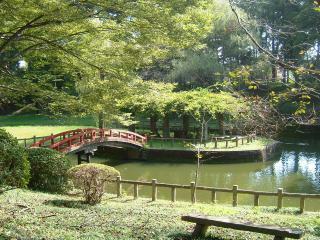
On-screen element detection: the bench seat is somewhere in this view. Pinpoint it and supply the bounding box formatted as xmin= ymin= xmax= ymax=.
xmin=181 ymin=214 xmax=304 ymax=240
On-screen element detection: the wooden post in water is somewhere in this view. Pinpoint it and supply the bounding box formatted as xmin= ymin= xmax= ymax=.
xmin=232 ymin=185 xmax=238 ymax=207
xmin=300 ymin=197 xmax=305 ymax=214
xmin=116 ymin=176 xmax=122 ymax=197
xmin=277 ymin=188 xmax=283 ymax=210
xmin=152 ymin=179 xmax=157 ymax=201
xmin=171 ymin=187 xmax=176 ymax=202
xmin=134 ymin=183 xmax=139 ymax=199
xmin=254 ymin=194 xmax=259 ymax=207
xmin=191 ymin=182 xmax=196 ymax=204
xmin=211 ymin=190 xmax=217 ymax=204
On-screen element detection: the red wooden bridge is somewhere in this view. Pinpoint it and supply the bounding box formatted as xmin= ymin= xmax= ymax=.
xmin=31 ymin=128 xmax=147 ymax=154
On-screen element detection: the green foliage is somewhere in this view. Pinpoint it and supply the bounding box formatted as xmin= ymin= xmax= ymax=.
xmin=27 ymin=148 xmax=71 ymax=193
xmin=177 ymin=89 xmax=247 ymax=121
xmin=68 ymin=163 xmax=120 ymax=205
xmin=0 ymin=129 xmax=30 ymax=188
xmin=166 ymin=51 xmax=224 ymax=88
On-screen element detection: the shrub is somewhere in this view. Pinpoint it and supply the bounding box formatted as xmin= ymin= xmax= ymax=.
xmin=68 ymin=163 xmax=120 ymax=205
xmin=27 ymin=148 xmax=71 ymax=193
xmin=0 ymin=129 xmax=30 ymax=187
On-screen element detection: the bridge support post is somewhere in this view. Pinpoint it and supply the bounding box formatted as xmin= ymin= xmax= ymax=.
xmin=77 ymin=152 xmax=92 ymax=165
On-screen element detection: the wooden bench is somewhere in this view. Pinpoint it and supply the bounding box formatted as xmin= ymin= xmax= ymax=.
xmin=182 ymin=214 xmax=304 ymax=240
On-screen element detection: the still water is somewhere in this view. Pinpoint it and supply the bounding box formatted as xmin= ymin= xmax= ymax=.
xmin=77 ymin=137 xmax=320 ymax=211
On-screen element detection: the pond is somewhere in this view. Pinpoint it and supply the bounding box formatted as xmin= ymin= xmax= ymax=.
xmin=72 ymin=137 xmax=320 ymax=211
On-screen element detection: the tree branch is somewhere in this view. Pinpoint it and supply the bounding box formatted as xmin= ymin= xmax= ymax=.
xmin=228 ymin=0 xmax=320 ymax=76
xmin=0 ymin=15 xmax=44 ymax=53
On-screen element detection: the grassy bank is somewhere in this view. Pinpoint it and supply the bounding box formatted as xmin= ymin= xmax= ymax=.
xmin=0 ymin=189 xmax=319 ymax=240
xmin=0 ymin=114 xmax=95 ymax=138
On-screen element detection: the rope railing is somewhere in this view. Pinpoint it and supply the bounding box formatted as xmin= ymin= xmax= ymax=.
xmin=115 ymin=176 xmax=320 ymax=213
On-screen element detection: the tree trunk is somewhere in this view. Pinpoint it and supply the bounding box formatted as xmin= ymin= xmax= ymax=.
xmin=98 ymin=112 xmax=105 ymax=129
xmin=182 ymin=115 xmax=189 ymax=138
xmin=128 ymin=124 xmax=136 ymax=132
xmin=162 ymin=115 xmax=170 ymax=138
xmin=204 ymin=121 xmax=209 ymax=141
xmin=128 ymin=113 xmax=136 ymax=132
xmin=98 ymin=71 xmax=106 ymax=129
xmin=272 ymin=65 xmax=277 ymax=80
xmin=150 ymin=115 xmax=158 ymax=136
xmin=282 ymin=68 xmax=288 ymax=83
xmin=216 ymin=113 xmax=225 ymax=135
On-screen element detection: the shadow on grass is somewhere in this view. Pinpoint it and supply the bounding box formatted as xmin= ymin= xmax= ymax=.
xmin=314 ymin=226 xmax=320 ymax=237
xmin=43 ymin=199 xmax=89 ymax=209
xmin=169 ymin=233 xmax=226 ymax=240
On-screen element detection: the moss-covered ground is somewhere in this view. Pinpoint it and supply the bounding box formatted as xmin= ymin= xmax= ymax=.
xmin=0 ymin=189 xmax=319 ymax=240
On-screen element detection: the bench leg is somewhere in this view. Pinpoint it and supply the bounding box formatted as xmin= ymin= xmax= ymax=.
xmin=192 ymin=224 xmax=208 ymax=238
xmin=274 ymin=236 xmax=285 ymax=240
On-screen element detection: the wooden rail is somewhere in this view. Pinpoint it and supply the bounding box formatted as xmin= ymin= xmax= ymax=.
xmin=115 ymin=177 xmax=320 ymax=213
xmin=148 ymin=134 xmax=256 ymax=149
xmin=21 ymin=128 xmax=147 ymax=153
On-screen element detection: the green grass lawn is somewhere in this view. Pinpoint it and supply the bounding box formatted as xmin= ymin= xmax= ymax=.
xmin=0 ymin=114 xmax=96 ymax=138
xmin=0 ymin=189 xmax=319 ymax=240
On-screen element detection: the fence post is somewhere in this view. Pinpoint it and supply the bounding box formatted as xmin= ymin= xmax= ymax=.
xmin=214 ymin=138 xmax=218 ymax=149
xmin=134 ymin=183 xmax=139 ymax=199
xmin=254 ymin=194 xmax=259 ymax=207
xmin=225 ymin=140 xmax=229 ymax=148
xmin=232 ymin=185 xmax=238 ymax=207
xmin=33 ymin=135 xmax=36 ymax=144
xmin=152 ymin=179 xmax=157 ymax=201
xmin=116 ymin=176 xmax=122 ymax=197
xmin=24 ymin=139 xmax=27 ymax=148
xmin=211 ymin=190 xmax=217 ymax=204
xmin=247 ymin=136 xmax=250 ymax=143
xmin=277 ymin=188 xmax=283 ymax=210
xmin=191 ymin=182 xmax=196 ymax=204
xmin=242 ymin=138 xmax=244 ymax=145
xmin=171 ymin=187 xmax=176 ymax=202
xmin=236 ymin=137 xmax=239 ymax=147
xmin=51 ymin=133 xmax=54 ymax=145
xmin=299 ymin=197 xmax=305 ymax=214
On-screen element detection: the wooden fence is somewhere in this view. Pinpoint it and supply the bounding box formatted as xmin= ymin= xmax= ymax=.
xmin=116 ymin=176 xmax=320 ymax=213
xmin=148 ymin=134 xmax=256 ymax=149
xmin=17 ymin=135 xmax=49 ymax=147
xmin=18 ymin=133 xmax=256 ymax=149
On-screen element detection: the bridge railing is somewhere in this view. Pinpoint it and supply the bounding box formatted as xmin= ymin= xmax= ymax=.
xmin=28 ymin=128 xmax=147 ymax=152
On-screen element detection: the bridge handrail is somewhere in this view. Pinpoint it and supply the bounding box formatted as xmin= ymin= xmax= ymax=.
xmin=31 ymin=128 xmax=147 ymax=153
xmin=31 ymin=129 xmax=84 ymax=147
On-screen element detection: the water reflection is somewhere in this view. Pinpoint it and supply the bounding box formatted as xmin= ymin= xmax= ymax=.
xmin=73 ymin=138 xmax=320 ymax=210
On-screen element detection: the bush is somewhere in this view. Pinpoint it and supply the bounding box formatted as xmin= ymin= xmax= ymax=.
xmin=27 ymin=148 xmax=71 ymax=193
xmin=68 ymin=163 xmax=120 ymax=205
xmin=0 ymin=129 xmax=30 ymax=187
